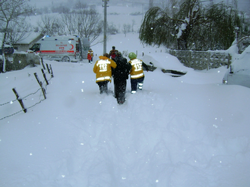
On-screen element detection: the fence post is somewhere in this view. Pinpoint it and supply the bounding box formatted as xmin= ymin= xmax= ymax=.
xmin=46 ymin=63 xmax=51 ymax=74
xmin=50 ymin=64 xmax=54 ymax=78
xmin=12 ymin=88 xmax=27 ymax=113
xmin=41 ymin=69 xmax=49 ymax=85
xmin=34 ymin=73 xmax=46 ymax=99
xmin=41 ymin=58 xmax=46 ymax=69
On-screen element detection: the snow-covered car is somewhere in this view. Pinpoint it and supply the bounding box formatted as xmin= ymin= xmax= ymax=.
xmin=222 ymin=46 xmax=250 ymax=88
xmin=0 ymin=45 xmax=14 ymax=55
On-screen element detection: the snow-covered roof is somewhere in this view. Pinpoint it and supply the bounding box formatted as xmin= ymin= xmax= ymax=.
xmin=15 ymin=32 xmax=44 ymax=44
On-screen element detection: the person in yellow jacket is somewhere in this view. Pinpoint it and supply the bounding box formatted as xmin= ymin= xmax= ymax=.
xmin=128 ymin=52 xmax=149 ymax=94
xmin=93 ymin=53 xmax=117 ymax=94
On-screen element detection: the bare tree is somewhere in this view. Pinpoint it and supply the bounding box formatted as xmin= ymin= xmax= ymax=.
xmin=77 ymin=9 xmax=102 ymax=43
xmin=60 ymin=13 xmax=78 ymax=35
xmin=37 ymin=8 xmax=102 ymax=46
xmin=37 ymin=15 xmax=65 ymax=36
xmin=107 ymin=23 xmax=119 ymax=34
xmin=61 ymin=8 xmax=102 ymax=43
xmin=0 ymin=0 xmax=33 ymax=72
xmin=122 ymin=24 xmax=131 ymax=37
xmin=6 ymin=22 xmax=32 ymax=44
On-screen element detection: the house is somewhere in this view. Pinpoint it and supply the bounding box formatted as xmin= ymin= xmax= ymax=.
xmin=12 ymin=32 xmax=44 ymax=52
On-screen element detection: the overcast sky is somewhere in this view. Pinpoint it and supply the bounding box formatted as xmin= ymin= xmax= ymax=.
xmin=29 ymin=0 xmax=69 ymax=8
xmin=29 ymin=0 xmax=249 ymax=14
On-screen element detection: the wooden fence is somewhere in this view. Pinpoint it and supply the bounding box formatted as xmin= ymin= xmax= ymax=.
xmin=0 ymin=59 xmax=54 ymax=121
xmin=169 ymin=50 xmax=232 ymax=70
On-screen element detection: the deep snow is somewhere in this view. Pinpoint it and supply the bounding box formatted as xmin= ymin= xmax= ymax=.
xmin=1 ymin=1 xmax=250 ymax=186
xmin=1 ymin=32 xmax=250 ymax=187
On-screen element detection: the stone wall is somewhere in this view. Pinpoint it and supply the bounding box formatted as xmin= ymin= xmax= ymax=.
xmin=169 ymin=50 xmax=232 ymax=70
xmin=11 ymin=52 xmax=41 ymax=70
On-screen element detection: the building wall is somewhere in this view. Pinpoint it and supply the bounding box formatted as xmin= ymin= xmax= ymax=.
xmin=13 ymin=44 xmax=30 ymax=52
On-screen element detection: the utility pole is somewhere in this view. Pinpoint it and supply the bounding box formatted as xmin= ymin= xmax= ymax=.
xmin=102 ymin=0 xmax=109 ymax=54
xmin=1 ymin=32 xmax=7 ymax=73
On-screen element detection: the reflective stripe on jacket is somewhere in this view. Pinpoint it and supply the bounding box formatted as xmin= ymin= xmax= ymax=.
xmin=93 ymin=56 xmax=117 ymax=83
xmin=129 ymin=58 xmax=144 ymax=79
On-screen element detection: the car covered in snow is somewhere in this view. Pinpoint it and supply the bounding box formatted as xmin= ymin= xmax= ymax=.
xmin=222 ymin=46 xmax=250 ymax=88
xmin=0 ymin=44 xmax=14 ymax=55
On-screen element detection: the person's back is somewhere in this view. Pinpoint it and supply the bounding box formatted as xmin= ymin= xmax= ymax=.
xmin=93 ymin=53 xmax=117 ymax=94
xmin=112 ymin=53 xmax=131 ymax=104
xmin=113 ymin=56 xmax=131 ymax=81
xmin=128 ymin=52 xmax=148 ymax=93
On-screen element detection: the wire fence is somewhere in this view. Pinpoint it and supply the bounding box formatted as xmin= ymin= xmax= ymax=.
xmin=0 ymin=58 xmax=54 ymax=121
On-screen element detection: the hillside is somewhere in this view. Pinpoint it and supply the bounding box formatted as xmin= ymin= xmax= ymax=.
xmin=1 ymin=32 xmax=250 ymax=187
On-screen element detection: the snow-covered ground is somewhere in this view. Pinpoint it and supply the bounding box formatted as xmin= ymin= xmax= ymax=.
xmin=0 ymin=32 xmax=250 ymax=187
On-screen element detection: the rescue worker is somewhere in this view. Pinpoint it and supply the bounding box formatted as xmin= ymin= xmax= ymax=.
xmin=128 ymin=52 xmax=149 ymax=94
xmin=93 ymin=53 xmax=117 ymax=94
xmin=109 ymin=46 xmax=118 ymax=60
xmin=112 ymin=52 xmax=132 ymax=104
xmin=87 ymin=48 xmax=94 ymax=63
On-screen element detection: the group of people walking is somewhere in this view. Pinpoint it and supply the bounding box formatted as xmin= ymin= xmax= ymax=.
xmin=93 ymin=46 xmax=149 ymax=104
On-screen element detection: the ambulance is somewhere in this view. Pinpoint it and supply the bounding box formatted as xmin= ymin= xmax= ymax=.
xmin=29 ymin=35 xmax=90 ymax=62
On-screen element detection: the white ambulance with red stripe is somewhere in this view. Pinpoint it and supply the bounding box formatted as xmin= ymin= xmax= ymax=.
xmin=29 ymin=35 xmax=88 ymax=62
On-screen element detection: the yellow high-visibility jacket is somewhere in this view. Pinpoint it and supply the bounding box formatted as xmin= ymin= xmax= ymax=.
xmin=93 ymin=56 xmax=117 ymax=82
xmin=129 ymin=58 xmax=145 ymax=79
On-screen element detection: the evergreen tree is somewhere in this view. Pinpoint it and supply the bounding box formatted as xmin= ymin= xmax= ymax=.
xmin=139 ymin=0 xmax=248 ymax=51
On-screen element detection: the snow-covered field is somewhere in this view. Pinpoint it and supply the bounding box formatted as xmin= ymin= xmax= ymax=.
xmin=1 ymin=32 xmax=250 ymax=187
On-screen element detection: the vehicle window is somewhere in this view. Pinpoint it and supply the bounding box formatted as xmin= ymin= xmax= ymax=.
xmin=30 ymin=43 xmax=40 ymax=52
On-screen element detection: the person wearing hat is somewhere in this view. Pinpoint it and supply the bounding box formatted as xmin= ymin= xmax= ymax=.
xmin=128 ymin=52 xmax=149 ymax=94
xmin=112 ymin=52 xmax=132 ymax=104
xmin=87 ymin=48 xmax=94 ymax=63
xmin=109 ymin=46 xmax=118 ymax=60
xmin=93 ymin=53 xmax=117 ymax=94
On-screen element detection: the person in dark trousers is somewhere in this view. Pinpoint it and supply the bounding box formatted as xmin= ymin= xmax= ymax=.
xmin=112 ymin=52 xmax=132 ymax=104
xmin=93 ymin=53 xmax=117 ymax=94
xmin=128 ymin=52 xmax=149 ymax=94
